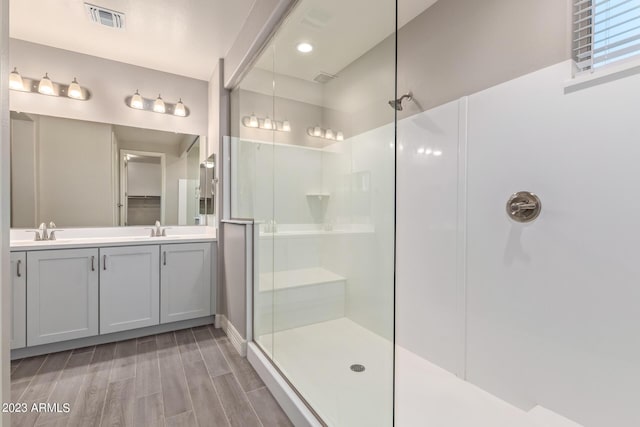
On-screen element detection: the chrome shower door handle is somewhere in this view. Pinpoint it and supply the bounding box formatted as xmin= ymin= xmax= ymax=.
xmin=506 ymin=192 xmax=542 ymax=223
xmin=510 ymin=202 xmax=537 ymax=214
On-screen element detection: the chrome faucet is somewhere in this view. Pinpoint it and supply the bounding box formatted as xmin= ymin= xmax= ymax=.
xmin=146 ymin=220 xmax=170 ymax=237
xmin=39 ymin=222 xmax=49 ymax=241
xmin=26 ymin=221 xmax=63 ymax=241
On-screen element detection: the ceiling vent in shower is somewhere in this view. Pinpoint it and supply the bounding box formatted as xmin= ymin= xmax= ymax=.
xmin=313 ymin=72 xmax=338 ymax=84
xmin=300 ymin=8 xmax=332 ymax=30
xmin=85 ymin=3 xmax=126 ymax=30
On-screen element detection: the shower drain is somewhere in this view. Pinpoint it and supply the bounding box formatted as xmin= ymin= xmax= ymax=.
xmin=350 ymin=364 xmax=366 ymax=373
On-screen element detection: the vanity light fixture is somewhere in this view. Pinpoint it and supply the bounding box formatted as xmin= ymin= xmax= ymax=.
xmin=241 ymin=114 xmax=291 ymax=132
xmin=8 ymin=70 xmax=91 ymax=100
xmin=125 ymin=91 xmax=190 ymax=117
xmin=307 ymin=126 xmax=344 ymax=141
xmin=297 ymin=42 xmax=313 ymax=53
xmin=174 ymin=98 xmax=186 ymax=117
xmin=38 ymin=73 xmax=54 ymax=95
xmin=9 ymin=67 xmax=24 ymax=90
xmin=130 ymin=90 xmax=144 ymax=109
xmin=67 ymin=78 xmax=83 ymax=99
xmin=263 ymin=116 xmax=273 ymax=130
xmin=153 ymin=94 xmax=166 ymax=113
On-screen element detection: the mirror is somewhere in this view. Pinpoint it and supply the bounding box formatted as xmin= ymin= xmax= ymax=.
xmin=10 ymin=111 xmax=209 ymax=228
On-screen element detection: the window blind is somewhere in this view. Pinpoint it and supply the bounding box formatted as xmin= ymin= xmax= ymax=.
xmin=574 ymin=0 xmax=640 ymax=73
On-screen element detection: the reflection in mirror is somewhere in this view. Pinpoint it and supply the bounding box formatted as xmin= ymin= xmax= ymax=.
xmin=199 ymin=154 xmax=215 ymax=218
xmin=10 ymin=111 xmax=205 ymax=228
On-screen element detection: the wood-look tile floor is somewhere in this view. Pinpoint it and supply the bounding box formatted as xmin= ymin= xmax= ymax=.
xmin=10 ymin=326 xmax=293 ymax=427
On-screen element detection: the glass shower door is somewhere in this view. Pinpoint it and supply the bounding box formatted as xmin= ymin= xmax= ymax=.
xmin=230 ymin=0 xmax=397 ymax=424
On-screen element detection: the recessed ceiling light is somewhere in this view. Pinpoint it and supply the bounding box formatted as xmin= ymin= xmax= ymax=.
xmin=296 ymin=42 xmax=313 ymax=53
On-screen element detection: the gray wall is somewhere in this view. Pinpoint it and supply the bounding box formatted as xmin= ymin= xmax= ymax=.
xmin=10 ymin=116 xmax=37 ymax=228
xmin=324 ymin=0 xmax=572 ymax=134
xmin=38 ymin=116 xmax=113 ymax=227
xmin=10 ymin=39 xmax=209 ymax=136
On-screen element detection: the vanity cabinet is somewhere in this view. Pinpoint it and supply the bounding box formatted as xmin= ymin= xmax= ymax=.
xmin=99 ymin=245 xmax=160 ymax=334
xmin=27 ymin=248 xmax=99 ymax=346
xmin=161 ymin=243 xmax=212 ymax=323
xmin=10 ymin=252 xmax=26 ymax=349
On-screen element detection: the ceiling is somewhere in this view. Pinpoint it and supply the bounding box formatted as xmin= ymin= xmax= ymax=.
xmin=10 ymin=0 xmax=256 ymax=80
xmin=113 ymin=124 xmax=190 ymax=149
xmin=255 ymin=0 xmax=439 ymax=82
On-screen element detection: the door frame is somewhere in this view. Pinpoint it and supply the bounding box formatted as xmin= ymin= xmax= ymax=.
xmin=119 ymin=149 xmax=166 ymax=226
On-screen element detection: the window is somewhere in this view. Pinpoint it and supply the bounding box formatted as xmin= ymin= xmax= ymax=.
xmin=574 ymin=0 xmax=640 ymax=73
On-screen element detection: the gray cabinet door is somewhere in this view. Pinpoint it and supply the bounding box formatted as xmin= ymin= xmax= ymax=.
xmin=100 ymin=245 xmax=160 ymax=334
xmin=10 ymin=252 xmax=26 ymax=349
xmin=27 ymin=248 xmax=99 ymax=346
xmin=161 ymin=243 xmax=211 ymax=323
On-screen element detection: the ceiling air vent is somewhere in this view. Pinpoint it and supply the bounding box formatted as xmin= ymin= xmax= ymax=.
xmin=85 ymin=3 xmax=126 ymax=30
xmin=313 ymin=72 xmax=338 ymax=84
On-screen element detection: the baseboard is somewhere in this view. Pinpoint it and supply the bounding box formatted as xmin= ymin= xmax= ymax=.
xmin=12 ymin=316 xmax=215 ymax=360
xmin=248 ymin=342 xmax=323 ymax=427
xmin=218 ymin=314 xmax=247 ymax=356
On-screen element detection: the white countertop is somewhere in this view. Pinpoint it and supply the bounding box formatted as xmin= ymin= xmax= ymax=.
xmin=10 ymin=226 xmax=217 ymax=251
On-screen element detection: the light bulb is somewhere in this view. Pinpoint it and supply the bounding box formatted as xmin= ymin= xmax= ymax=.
xmin=296 ymin=42 xmax=313 ymax=53
xmin=174 ymin=98 xmax=186 ymax=117
xmin=153 ymin=94 xmax=166 ymax=113
xmin=131 ymin=90 xmax=144 ymax=109
xmin=9 ymin=67 xmax=24 ymax=90
xmin=249 ymin=114 xmax=258 ymax=128
xmin=336 ymin=131 xmax=344 ymax=141
xmin=425 ymin=148 xmax=433 ymax=155
xmin=433 ymin=150 xmax=443 ymax=157
xmin=68 ymin=77 xmax=83 ymax=99
xmin=313 ymin=125 xmax=322 ymax=137
xmin=38 ymin=73 xmax=54 ymax=95
xmin=325 ymin=129 xmax=335 ymax=140
xmin=282 ymin=120 xmax=291 ymax=132
xmin=263 ymin=116 xmax=273 ymax=130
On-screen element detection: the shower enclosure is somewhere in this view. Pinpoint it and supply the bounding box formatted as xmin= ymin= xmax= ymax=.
xmin=227 ymin=0 xmax=639 ymax=426
xmin=228 ymin=0 xmax=397 ymax=424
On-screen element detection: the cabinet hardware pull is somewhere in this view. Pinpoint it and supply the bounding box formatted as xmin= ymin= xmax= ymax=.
xmin=103 ymin=255 xmax=107 ymax=270
xmin=17 ymin=260 xmax=22 ymax=277
xmin=91 ymin=256 xmax=95 ymax=271
xmin=163 ymin=251 xmax=167 ymax=266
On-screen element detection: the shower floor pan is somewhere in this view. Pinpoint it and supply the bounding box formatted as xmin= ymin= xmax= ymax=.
xmin=256 ymin=318 xmax=582 ymax=427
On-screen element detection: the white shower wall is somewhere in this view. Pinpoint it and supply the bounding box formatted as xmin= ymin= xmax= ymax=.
xmin=397 ymin=60 xmax=640 ymax=427
xmin=232 ymin=135 xmax=394 ymax=340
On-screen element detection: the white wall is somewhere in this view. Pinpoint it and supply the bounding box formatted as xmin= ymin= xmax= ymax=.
xmin=466 ymin=61 xmax=640 ymax=427
xmin=396 ymin=98 xmax=466 ymax=376
xmin=9 ymin=39 xmax=208 ymax=136
xmin=0 ymin=0 xmax=11 ymax=421
xmin=396 ymin=60 xmax=640 ymax=427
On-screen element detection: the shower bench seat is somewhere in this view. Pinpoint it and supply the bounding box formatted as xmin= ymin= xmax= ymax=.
xmin=256 ymin=267 xmax=346 ymax=333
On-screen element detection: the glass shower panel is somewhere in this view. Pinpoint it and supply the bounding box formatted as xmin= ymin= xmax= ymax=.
xmin=230 ymin=45 xmax=277 ymax=359
xmin=269 ymin=1 xmax=397 ymax=425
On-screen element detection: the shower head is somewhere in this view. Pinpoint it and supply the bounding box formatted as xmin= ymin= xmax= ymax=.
xmin=389 ymin=92 xmax=413 ymax=111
